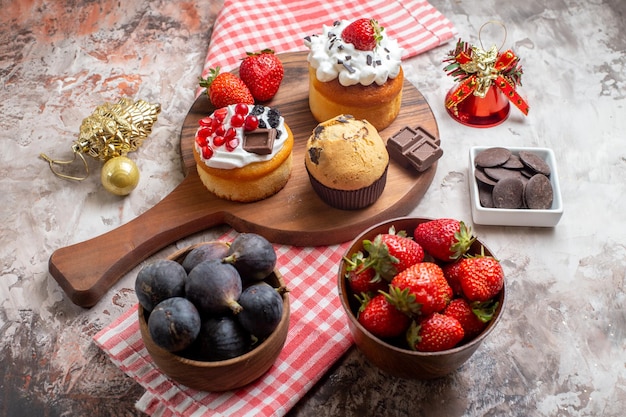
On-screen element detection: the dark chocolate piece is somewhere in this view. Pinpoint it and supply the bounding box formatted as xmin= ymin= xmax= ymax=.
xmin=243 ymin=128 xmax=276 ymax=155
xmin=477 ymin=181 xmax=495 ymax=208
xmin=386 ymin=126 xmax=442 ymax=172
xmin=484 ymin=166 xmax=526 ymax=182
xmin=501 ymin=154 xmax=524 ymax=169
xmin=519 ymin=151 xmax=551 ymax=176
xmin=474 ymin=167 xmax=497 ymax=186
xmin=475 ymin=147 xmax=512 ymax=168
xmin=492 ymin=177 xmax=525 ymax=209
xmin=524 ymin=174 xmax=554 ymax=209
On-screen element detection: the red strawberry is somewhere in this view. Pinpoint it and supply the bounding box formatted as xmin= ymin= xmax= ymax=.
xmin=364 ymin=227 xmax=424 ymax=281
xmin=239 ymin=49 xmax=284 ymax=102
xmin=199 ymin=67 xmax=254 ymax=108
xmin=341 ymin=18 xmax=383 ymax=51
xmin=406 ymin=313 xmax=464 ymax=352
xmin=343 ymin=251 xmax=387 ymax=295
xmin=457 ymin=252 xmax=504 ymax=302
xmin=441 ymin=260 xmax=464 ymax=296
xmin=414 ymin=219 xmax=476 ymax=262
xmin=390 ymin=262 xmax=451 ymax=316
xmin=443 ymin=298 xmax=498 ymax=340
xmin=357 ymin=293 xmax=411 ymax=339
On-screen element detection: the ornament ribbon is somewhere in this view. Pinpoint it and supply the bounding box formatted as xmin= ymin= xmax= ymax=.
xmin=444 ymin=44 xmax=529 ymax=116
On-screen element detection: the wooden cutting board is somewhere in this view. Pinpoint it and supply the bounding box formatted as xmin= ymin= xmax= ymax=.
xmin=48 ymin=52 xmax=440 ymax=307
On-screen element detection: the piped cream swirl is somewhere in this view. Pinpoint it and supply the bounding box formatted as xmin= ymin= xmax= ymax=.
xmin=304 ymin=20 xmax=403 ymax=87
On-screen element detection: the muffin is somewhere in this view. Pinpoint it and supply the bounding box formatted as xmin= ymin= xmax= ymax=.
xmin=304 ymin=19 xmax=404 ymax=131
xmin=305 ymin=114 xmax=389 ymax=209
xmin=193 ymin=104 xmax=293 ymax=202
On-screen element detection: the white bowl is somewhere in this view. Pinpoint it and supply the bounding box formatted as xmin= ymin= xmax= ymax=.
xmin=469 ymin=146 xmax=563 ymax=227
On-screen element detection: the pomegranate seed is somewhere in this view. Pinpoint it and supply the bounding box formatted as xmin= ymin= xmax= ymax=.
xmin=197 ymin=126 xmax=212 ymax=139
xmin=244 ymin=115 xmax=259 ymax=131
xmin=201 ymin=145 xmax=213 ymax=159
xmin=195 ymin=134 xmax=207 ymax=147
xmin=199 ymin=116 xmax=212 ymax=126
xmin=234 ymin=103 xmax=249 ymax=115
xmin=214 ymin=108 xmax=228 ymax=122
xmin=213 ymin=135 xmax=225 ymax=147
xmin=226 ymin=137 xmax=239 ymax=151
xmin=230 ymin=113 xmax=245 ymax=128
xmin=224 ymin=127 xmax=236 ymax=140
xmin=215 ymin=125 xmax=226 ymax=137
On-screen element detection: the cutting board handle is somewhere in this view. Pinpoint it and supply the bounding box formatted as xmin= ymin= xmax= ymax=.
xmin=48 ymin=175 xmax=222 ymax=307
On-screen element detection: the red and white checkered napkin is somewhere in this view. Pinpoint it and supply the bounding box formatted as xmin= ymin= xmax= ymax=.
xmin=94 ymin=229 xmax=353 ymax=416
xmin=201 ymin=0 xmax=457 ymax=76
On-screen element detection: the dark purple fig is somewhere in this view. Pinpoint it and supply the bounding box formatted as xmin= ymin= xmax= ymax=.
xmin=148 ymin=297 xmax=201 ymax=352
xmin=135 ymin=259 xmax=187 ymax=311
xmin=237 ymin=282 xmax=284 ymax=339
xmin=223 ymin=233 xmax=277 ymax=281
xmin=194 ymin=316 xmax=251 ymax=361
xmin=181 ymin=241 xmax=230 ymax=273
xmin=185 ymin=260 xmax=243 ymax=315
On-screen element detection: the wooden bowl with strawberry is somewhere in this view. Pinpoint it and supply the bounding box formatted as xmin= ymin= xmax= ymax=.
xmin=338 ymin=217 xmax=506 ymax=379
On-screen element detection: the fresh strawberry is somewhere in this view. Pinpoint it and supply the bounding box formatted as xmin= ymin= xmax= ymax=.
xmin=443 ymin=298 xmax=498 ymax=340
xmin=199 ymin=67 xmax=254 ymax=108
xmin=364 ymin=227 xmax=424 ymax=281
xmin=343 ymin=251 xmax=387 ymax=295
xmin=457 ymin=252 xmax=504 ymax=302
xmin=441 ymin=260 xmax=464 ymax=296
xmin=406 ymin=313 xmax=464 ymax=352
xmin=390 ymin=262 xmax=451 ymax=316
xmin=357 ymin=292 xmax=411 ymax=339
xmin=414 ymin=219 xmax=476 ymax=262
xmin=341 ymin=18 xmax=383 ymax=51
xmin=239 ymin=49 xmax=284 ymax=102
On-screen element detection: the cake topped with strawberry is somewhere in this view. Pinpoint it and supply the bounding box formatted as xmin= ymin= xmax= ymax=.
xmin=304 ymin=19 xmax=403 ymax=87
xmin=303 ymin=19 xmax=405 ymax=131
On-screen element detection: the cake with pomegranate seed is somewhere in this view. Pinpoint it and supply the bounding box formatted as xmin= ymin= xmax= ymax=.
xmin=305 ymin=114 xmax=389 ymax=210
xmin=304 ymin=19 xmax=404 ymax=131
xmin=193 ymin=103 xmax=294 ymax=202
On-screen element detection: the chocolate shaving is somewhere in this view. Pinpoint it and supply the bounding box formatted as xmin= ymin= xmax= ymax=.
xmin=342 ymin=61 xmax=355 ymax=73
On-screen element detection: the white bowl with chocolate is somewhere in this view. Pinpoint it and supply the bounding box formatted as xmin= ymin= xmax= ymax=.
xmin=469 ymin=146 xmax=563 ymax=227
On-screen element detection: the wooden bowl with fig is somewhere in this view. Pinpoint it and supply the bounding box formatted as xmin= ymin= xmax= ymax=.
xmin=137 ymin=234 xmax=290 ymax=392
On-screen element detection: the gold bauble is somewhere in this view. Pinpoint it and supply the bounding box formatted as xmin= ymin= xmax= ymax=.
xmin=101 ymin=156 xmax=140 ymax=196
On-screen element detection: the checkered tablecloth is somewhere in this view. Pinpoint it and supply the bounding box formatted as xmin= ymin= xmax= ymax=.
xmin=201 ymin=0 xmax=457 ymax=75
xmin=94 ymin=1 xmax=456 ymax=415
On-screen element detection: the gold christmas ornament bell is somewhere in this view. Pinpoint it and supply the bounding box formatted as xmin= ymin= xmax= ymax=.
xmin=40 ymin=98 xmax=161 ymax=196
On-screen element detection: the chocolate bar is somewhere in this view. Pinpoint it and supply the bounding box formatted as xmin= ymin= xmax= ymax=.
xmin=243 ymin=128 xmax=277 ymax=155
xmin=386 ymin=126 xmax=442 ymax=172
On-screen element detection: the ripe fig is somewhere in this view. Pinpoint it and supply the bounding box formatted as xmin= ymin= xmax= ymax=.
xmin=237 ymin=282 xmax=284 ymax=339
xmin=181 ymin=241 xmax=230 ymax=273
xmin=194 ymin=316 xmax=251 ymax=361
xmin=135 ymin=259 xmax=187 ymax=311
xmin=185 ymin=260 xmax=243 ymax=315
xmin=223 ymin=233 xmax=277 ymax=281
xmin=148 ymin=297 xmax=201 ymax=352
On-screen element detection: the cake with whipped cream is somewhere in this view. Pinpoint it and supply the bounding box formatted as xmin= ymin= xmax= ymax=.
xmin=193 ymin=103 xmax=294 ymax=202
xmin=304 ymin=19 xmax=404 ymax=131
